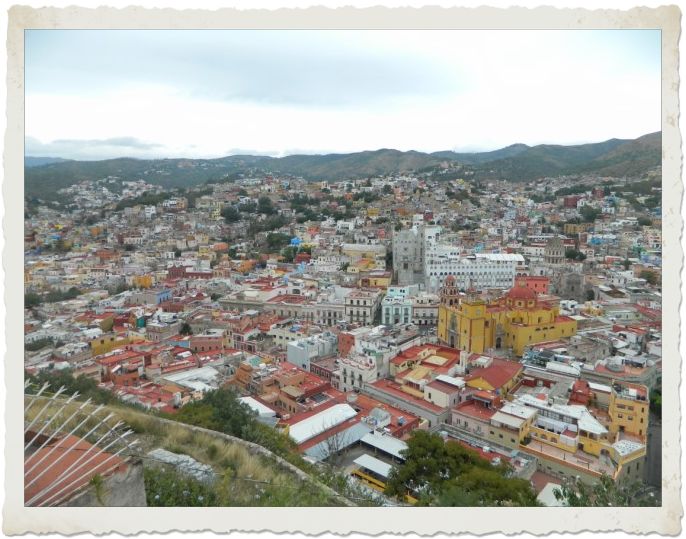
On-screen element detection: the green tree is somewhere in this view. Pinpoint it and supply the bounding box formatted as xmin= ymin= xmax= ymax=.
xmin=553 ymin=474 xmax=658 ymax=507
xmin=266 ymin=233 xmax=291 ymax=250
xmin=25 ymin=338 xmax=53 ymax=352
xmin=637 ymin=217 xmax=653 ymax=227
xmin=650 ymin=388 xmax=662 ymax=418
xmin=25 ymin=292 xmax=42 ymax=308
xmin=382 ymin=184 xmax=393 ymax=195
xmin=281 ymin=246 xmax=297 ymax=263
xmin=580 ymin=205 xmax=601 ymax=223
xmin=639 ymin=270 xmax=658 ymax=285
xmin=585 ymin=289 xmax=595 ymax=301
xmin=565 ymin=249 xmax=587 ymax=261
xmin=55 ymin=238 xmax=72 ymax=253
xmin=221 ymin=206 xmax=241 ymax=223
xmin=385 ymin=431 xmax=537 ymax=506
xmin=26 ymin=370 xmax=118 ymax=405
xmin=180 ymin=322 xmax=193 ymax=336
xmin=175 ymin=388 xmax=257 ymax=437
xmin=257 ymin=196 xmax=275 ymax=215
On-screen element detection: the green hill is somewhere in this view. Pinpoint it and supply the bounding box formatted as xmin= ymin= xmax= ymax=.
xmin=473 ymin=132 xmax=661 ymax=181
xmin=25 ymin=133 xmax=661 ymax=199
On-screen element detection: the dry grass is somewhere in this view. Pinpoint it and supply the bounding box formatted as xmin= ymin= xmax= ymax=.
xmin=24 ymin=396 xmax=345 ymax=506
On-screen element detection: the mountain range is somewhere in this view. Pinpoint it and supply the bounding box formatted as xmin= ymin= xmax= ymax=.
xmin=24 ymin=132 xmax=661 ymax=200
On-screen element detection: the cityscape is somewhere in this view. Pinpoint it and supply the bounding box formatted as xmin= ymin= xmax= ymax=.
xmin=22 ymin=29 xmax=663 ymax=509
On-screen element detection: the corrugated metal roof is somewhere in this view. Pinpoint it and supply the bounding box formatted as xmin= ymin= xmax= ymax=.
xmin=239 ymin=397 xmax=276 ymax=417
xmin=288 ymin=403 xmax=358 ymax=444
xmin=304 ymin=422 xmax=372 ymax=461
xmin=361 ymin=432 xmax=408 ymax=460
xmin=353 ymin=454 xmax=393 ymax=479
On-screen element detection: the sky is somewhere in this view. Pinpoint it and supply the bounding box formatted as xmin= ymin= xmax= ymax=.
xmin=25 ymin=29 xmax=661 ymax=160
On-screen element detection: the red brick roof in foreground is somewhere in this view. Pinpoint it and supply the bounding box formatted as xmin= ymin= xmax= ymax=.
xmin=24 ymin=434 xmax=128 ymax=506
xmin=465 ymin=358 xmax=523 ymax=391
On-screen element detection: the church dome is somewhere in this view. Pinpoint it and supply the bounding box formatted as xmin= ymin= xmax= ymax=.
xmin=506 ymin=284 xmax=537 ymax=301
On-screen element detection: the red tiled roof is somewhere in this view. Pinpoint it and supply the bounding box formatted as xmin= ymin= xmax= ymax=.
xmin=426 ymin=379 xmax=460 ymax=394
xmin=453 ymin=400 xmax=496 ymax=421
xmin=25 ymin=434 xmax=128 ymax=506
xmin=96 ymin=350 xmax=143 ymax=366
xmin=465 ymin=358 xmax=522 ymax=390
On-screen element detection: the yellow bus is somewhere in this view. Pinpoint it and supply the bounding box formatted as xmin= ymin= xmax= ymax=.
xmin=351 ymin=454 xmax=417 ymax=505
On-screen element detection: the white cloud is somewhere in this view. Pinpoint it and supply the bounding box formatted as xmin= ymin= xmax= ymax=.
xmin=25 ymin=30 xmax=661 ymax=159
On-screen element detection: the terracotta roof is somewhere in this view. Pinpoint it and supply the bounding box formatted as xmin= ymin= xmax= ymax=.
xmin=465 ymin=358 xmax=522 ymax=390
xmin=506 ymin=285 xmax=537 ymax=301
xmin=25 ymin=434 xmax=128 ymax=506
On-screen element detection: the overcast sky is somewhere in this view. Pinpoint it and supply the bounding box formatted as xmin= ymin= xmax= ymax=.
xmin=25 ymin=29 xmax=661 ymax=160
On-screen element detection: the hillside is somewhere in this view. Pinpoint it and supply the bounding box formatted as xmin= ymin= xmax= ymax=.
xmin=474 ymin=132 xmax=661 ymax=181
xmin=23 ymin=392 xmax=360 ymax=507
xmin=431 ymin=143 xmax=530 ymax=164
xmin=24 ymin=132 xmax=661 ymax=199
xmin=25 ymin=156 xmax=72 ymax=168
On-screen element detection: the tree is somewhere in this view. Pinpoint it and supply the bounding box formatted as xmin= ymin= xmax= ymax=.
xmin=281 ymin=246 xmax=297 ymax=263
xmin=322 ymin=419 xmax=352 ymax=467
xmin=639 ymin=270 xmax=658 ymax=286
xmin=585 ymin=289 xmax=595 ymax=301
xmin=221 ymin=206 xmax=241 ymax=223
xmin=175 ymin=387 xmax=257 ymax=437
xmin=553 ymin=474 xmax=658 ymax=507
xmin=565 ymin=249 xmax=587 ymax=261
xmin=385 ymin=431 xmax=538 ymax=507
xmin=382 ymin=184 xmax=393 ymax=195
xmin=180 ymin=322 xmax=193 ymax=336
xmin=25 ymin=292 xmax=42 ymax=308
xmin=650 ymin=388 xmax=662 ymax=418
xmin=257 ymin=196 xmax=275 ymax=215
xmin=55 ymin=238 xmax=72 ymax=253
xmin=637 ymin=217 xmax=653 ymax=227
xmin=580 ymin=205 xmax=601 ymax=223
xmin=622 ymin=258 xmax=631 ymax=270
xmin=266 ymin=233 xmax=291 ymax=250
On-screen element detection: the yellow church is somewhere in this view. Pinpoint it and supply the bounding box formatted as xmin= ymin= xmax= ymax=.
xmin=437 ymin=276 xmax=577 ymax=357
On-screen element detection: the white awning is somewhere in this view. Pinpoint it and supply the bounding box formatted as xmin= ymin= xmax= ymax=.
xmin=239 ymin=396 xmax=276 ymax=417
xmin=353 ymin=454 xmax=393 ymax=479
xmin=491 ymin=411 xmax=525 ymax=430
xmin=288 ymin=403 xmax=357 ymax=444
xmin=361 ymin=432 xmax=408 ymax=460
